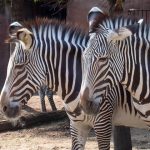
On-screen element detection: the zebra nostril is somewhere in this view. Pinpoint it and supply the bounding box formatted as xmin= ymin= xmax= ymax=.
xmin=3 ymin=106 xmax=7 ymax=112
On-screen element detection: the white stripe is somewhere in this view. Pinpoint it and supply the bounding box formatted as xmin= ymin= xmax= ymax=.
xmin=64 ymin=30 xmax=71 ymax=94
xmin=50 ymin=27 xmax=56 ymax=89
xmin=143 ymin=26 xmax=150 ymax=99
xmin=128 ymin=37 xmax=135 ymax=92
xmin=38 ymin=26 xmax=45 ymax=72
xmin=47 ymin=26 xmax=52 ymax=88
xmin=57 ymin=26 xmax=63 ymax=96
xmin=65 ymin=33 xmax=78 ymax=100
xmin=135 ymin=26 xmax=143 ymax=100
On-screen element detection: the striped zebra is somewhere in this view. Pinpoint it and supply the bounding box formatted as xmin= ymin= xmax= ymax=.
xmin=0 ymin=18 xmax=148 ymax=150
xmin=80 ymin=7 xmax=150 ymax=128
xmin=9 ymin=22 xmax=57 ymax=112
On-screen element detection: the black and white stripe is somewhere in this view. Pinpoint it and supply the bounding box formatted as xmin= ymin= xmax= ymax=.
xmin=0 ymin=18 xmax=148 ymax=150
xmin=80 ymin=7 xmax=150 ymax=129
xmin=80 ymin=7 xmax=150 ymax=149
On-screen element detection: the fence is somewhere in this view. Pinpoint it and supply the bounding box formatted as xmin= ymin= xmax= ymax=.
xmin=128 ymin=9 xmax=150 ymax=24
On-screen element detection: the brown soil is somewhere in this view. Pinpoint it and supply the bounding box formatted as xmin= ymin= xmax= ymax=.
xmin=0 ymin=95 xmax=150 ymax=150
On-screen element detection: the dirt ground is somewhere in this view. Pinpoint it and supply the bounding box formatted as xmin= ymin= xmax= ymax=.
xmin=0 ymin=95 xmax=150 ymax=150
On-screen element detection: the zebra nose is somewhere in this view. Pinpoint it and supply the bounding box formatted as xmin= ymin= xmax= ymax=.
xmin=2 ymin=102 xmax=20 ymax=118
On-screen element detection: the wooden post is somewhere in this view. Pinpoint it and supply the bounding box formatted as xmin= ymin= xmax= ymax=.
xmin=113 ymin=126 xmax=132 ymax=150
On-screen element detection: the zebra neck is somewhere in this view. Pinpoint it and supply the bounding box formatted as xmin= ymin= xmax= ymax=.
xmin=47 ymin=45 xmax=83 ymax=104
xmin=120 ymin=38 xmax=150 ymax=103
xmin=32 ymin=24 xmax=88 ymax=104
xmin=50 ymin=60 xmax=82 ymax=104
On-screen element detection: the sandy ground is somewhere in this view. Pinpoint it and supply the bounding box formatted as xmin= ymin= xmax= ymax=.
xmin=0 ymin=95 xmax=150 ymax=150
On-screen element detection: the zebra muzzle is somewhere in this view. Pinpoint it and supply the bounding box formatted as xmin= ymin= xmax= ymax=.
xmin=2 ymin=101 xmax=21 ymax=118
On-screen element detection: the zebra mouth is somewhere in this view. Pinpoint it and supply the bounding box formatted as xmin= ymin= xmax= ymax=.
xmin=3 ymin=115 xmax=26 ymax=127
xmin=4 ymin=107 xmax=21 ymax=119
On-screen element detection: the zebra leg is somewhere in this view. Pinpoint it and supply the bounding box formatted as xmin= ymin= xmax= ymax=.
xmin=94 ymin=102 xmax=114 ymax=150
xmin=38 ymin=87 xmax=47 ymax=112
xmin=46 ymin=88 xmax=57 ymax=111
xmin=70 ymin=121 xmax=91 ymax=150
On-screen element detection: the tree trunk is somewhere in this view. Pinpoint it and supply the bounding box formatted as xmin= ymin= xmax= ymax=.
xmin=0 ymin=110 xmax=67 ymax=132
xmin=113 ymin=126 xmax=132 ymax=150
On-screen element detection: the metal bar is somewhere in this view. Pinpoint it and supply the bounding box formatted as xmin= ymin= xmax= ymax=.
xmin=128 ymin=9 xmax=150 ymax=23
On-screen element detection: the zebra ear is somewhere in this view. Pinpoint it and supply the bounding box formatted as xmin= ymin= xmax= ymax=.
xmin=16 ymin=28 xmax=34 ymax=50
xmin=107 ymin=19 xmax=143 ymax=42
xmin=9 ymin=22 xmax=23 ymax=36
xmin=107 ymin=27 xmax=133 ymax=42
xmin=88 ymin=7 xmax=108 ymax=34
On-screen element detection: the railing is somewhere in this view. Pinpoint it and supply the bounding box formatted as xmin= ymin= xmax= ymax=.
xmin=128 ymin=9 xmax=150 ymax=23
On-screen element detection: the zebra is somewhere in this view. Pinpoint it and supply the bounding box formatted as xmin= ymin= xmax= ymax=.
xmin=9 ymin=22 xmax=57 ymax=112
xmin=0 ymin=18 xmax=148 ymax=150
xmin=80 ymin=7 xmax=150 ymax=129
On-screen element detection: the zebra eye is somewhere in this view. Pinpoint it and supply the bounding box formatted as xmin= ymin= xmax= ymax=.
xmin=99 ymin=57 xmax=107 ymax=62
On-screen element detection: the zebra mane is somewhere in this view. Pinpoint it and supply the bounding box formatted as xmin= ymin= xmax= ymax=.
xmin=95 ymin=16 xmax=150 ymax=34
xmin=94 ymin=16 xmax=150 ymax=40
xmin=100 ymin=16 xmax=137 ymax=29
xmin=22 ymin=17 xmax=88 ymax=38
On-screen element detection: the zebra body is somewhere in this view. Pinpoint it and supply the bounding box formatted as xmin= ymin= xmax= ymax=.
xmin=0 ymin=18 xmax=148 ymax=150
xmin=80 ymin=7 xmax=150 ymax=129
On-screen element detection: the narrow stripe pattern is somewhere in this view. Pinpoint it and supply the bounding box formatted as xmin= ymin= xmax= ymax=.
xmin=0 ymin=18 xmax=149 ymax=150
xmin=81 ymin=16 xmax=150 ymax=128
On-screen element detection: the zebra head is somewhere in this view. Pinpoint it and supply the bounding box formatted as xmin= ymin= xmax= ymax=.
xmin=0 ymin=22 xmax=43 ymax=120
xmin=80 ymin=7 xmax=141 ymax=114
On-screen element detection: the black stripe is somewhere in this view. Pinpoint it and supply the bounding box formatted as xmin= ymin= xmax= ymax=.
xmin=61 ymin=28 xmax=67 ymax=99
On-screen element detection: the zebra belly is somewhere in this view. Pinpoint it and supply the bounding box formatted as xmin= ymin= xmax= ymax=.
xmin=64 ymin=93 xmax=148 ymax=129
xmin=112 ymin=107 xmax=148 ymax=129
xmin=66 ymin=102 xmax=148 ymax=129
